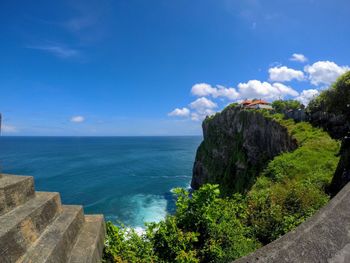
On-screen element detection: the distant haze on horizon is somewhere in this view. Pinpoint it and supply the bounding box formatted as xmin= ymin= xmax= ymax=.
xmin=1 ymin=0 xmax=349 ymax=136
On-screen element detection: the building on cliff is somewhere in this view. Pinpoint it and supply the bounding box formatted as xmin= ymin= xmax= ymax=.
xmin=240 ymin=99 xmax=273 ymax=110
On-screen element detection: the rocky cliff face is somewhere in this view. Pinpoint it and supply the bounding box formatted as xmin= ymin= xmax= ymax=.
xmin=191 ymin=107 xmax=298 ymax=195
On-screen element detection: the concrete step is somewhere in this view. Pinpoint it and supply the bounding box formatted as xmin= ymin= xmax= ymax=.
xmin=0 ymin=174 xmax=35 ymax=216
xmin=68 ymin=215 xmax=105 ymax=263
xmin=0 ymin=191 xmax=61 ymax=263
xmin=18 ymin=205 xmax=85 ymax=263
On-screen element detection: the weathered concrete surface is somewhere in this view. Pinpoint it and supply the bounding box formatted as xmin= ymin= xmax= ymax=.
xmin=0 ymin=175 xmax=35 ymax=216
xmin=0 ymin=174 xmax=105 ymax=263
xmin=69 ymin=215 xmax=106 ymax=263
xmin=0 ymin=192 xmax=61 ymax=262
xmin=19 ymin=205 xmax=84 ymax=263
xmin=233 ymin=181 xmax=350 ymax=263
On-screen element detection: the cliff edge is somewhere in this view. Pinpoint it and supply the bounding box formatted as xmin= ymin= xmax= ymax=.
xmin=191 ymin=106 xmax=298 ymax=194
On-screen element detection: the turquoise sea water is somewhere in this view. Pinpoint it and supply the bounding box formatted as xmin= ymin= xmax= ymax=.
xmin=0 ymin=136 xmax=202 ymax=228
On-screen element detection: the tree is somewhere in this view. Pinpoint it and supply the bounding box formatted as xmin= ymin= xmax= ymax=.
xmin=272 ymin=100 xmax=302 ymax=113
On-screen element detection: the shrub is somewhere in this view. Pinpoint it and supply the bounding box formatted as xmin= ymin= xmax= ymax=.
xmin=272 ymin=100 xmax=303 ymax=113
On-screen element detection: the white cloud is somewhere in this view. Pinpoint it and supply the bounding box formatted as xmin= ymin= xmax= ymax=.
xmin=190 ymin=97 xmax=217 ymax=111
xmin=191 ymin=83 xmax=216 ymax=97
xmin=189 ymin=97 xmax=217 ymax=121
xmin=27 ymin=44 xmax=79 ymax=58
xmin=70 ymin=116 xmax=85 ymax=123
xmin=304 ymin=61 xmax=350 ymax=86
xmin=2 ymin=125 xmax=18 ymax=133
xmin=215 ymin=85 xmax=240 ymax=100
xmin=295 ymin=89 xmax=320 ymax=105
xmin=190 ymin=112 xmax=201 ymax=122
xmin=268 ymin=66 xmax=305 ymax=82
xmin=169 ymin=58 xmax=349 ymax=123
xmin=238 ymin=80 xmax=299 ymax=100
xmin=190 ymin=109 xmax=216 ymax=122
xmin=168 ymin=107 xmax=190 ymax=117
xmin=191 ymin=83 xmax=239 ymax=100
xmin=290 ymin=53 xmax=308 ymax=63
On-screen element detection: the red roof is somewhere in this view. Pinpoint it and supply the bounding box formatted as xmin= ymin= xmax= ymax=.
xmin=241 ymin=100 xmax=253 ymax=105
xmin=241 ymin=99 xmax=270 ymax=107
xmin=247 ymin=100 xmax=270 ymax=106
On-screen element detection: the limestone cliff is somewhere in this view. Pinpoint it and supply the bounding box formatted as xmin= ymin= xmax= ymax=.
xmin=191 ymin=107 xmax=298 ymax=195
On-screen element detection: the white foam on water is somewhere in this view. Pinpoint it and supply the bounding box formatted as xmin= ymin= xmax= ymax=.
xmin=125 ymin=226 xmax=146 ymax=237
xmin=122 ymin=194 xmax=168 ymax=228
xmin=170 ymin=180 xmax=192 ymax=193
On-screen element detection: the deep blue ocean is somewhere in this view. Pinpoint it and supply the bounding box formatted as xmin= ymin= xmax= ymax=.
xmin=0 ymin=136 xmax=202 ymax=228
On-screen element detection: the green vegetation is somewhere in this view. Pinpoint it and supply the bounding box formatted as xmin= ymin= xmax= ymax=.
xmin=246 ymin=114 xmax=339 ymax=243
xmin=103 ymin=185 xmax=261 ymax=263
xmin=103 ymin=113 xmax=339 ymax=263
xmin=308 ymin=71 xmax=350 ymax=116
xmin=271 ymin=99 xmax=303 ymax=113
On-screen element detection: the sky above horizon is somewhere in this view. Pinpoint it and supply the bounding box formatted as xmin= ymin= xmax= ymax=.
xmin=0 ymin=0 xmax=349 ymax=136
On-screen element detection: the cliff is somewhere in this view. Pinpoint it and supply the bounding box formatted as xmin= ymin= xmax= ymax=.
xmin=191 ymin=107 xmax=298 ymax=194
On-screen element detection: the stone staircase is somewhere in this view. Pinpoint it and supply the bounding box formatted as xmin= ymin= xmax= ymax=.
xmin=0 ymin=173 xmax=105 ymax=263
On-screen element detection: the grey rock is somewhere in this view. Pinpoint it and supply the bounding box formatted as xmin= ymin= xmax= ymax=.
xmin=192 ymin=108 xmax=297 ymax=194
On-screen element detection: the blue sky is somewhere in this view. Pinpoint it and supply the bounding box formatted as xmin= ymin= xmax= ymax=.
xmin=0 ymin=0 xmax=349 ymax=136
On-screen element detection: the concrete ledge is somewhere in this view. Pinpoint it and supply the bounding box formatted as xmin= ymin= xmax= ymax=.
xmin=233 ymin=182 xmax=350 ymax=263
xmin=68 ymin=215 xmax=105 ymax=263
xmin=0 ymin=174 xmax=35 ymax=216
xmin=19 ymin=205 xmax=84 ymax=263
xmin=0 ymin=192 xmax=61 ymax=262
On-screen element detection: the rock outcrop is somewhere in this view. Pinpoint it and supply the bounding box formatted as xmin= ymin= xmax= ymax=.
xmin=191 ymin=107 xmax=297 ymax=194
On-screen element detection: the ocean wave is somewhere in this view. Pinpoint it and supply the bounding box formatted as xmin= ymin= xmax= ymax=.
xmin=119 ymin=194 xmax=168 ymax=228
xmin=170 ymin=181 xmax=192 ymax=193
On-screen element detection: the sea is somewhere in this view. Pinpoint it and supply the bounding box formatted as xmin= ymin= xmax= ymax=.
xmin=0 ymin=136 xmax=202 ymax=229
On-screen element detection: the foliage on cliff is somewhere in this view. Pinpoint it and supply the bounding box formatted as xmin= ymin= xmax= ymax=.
xmin=103 ymin=185 xmax=261 ymax=263
xmin=103 ymin=115 xmax=339 ymax=263
xmin=307 ymin=71 xmax=350 ymax=195
xmin=271 ymin=99 xmax=303 ymax=113
xmin=308 ymin=71 xmax=350 ymax=116
xmin=246 ymin=114 xmax=339 ymax=243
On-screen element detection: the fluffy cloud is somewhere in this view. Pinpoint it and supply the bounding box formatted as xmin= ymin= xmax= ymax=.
xmin=295 ymin=89 xmax=319 ymax=105
xmin=2 ymin=124 xmax=18 ymax=133
xmin=190 ymin=112 xmax=202 ymax=122
xmin=268 ymin=66 xmax=305 ymax=82
xmin=168 ymin=57 xmax=350 ymax=122
xmin=168 ymin=107 xmax=190 ymax=117
xmin=290 ymin=53 xmax=308 ymax=63
xmin=70 ymin=116 xmax=85 ymax=123
xmin=304 ymin=61 xmax=350 ymax=86
xmin=191 ymin=83 xmax=215 ymax=97
xmin=190 ymin=97 xmax=217 ymax=111
xmin=189 ymin=97 xmax=217 ymax=121
xmin=238 ymin=80 xmax=299 ymax=100
xmin=191 ymin=83 xmax=239 ymax=100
